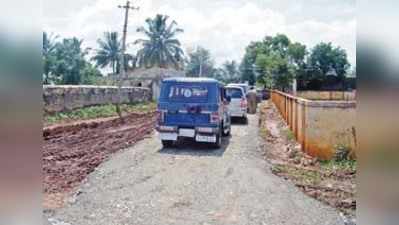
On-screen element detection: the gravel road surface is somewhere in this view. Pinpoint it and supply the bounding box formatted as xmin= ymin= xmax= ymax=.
xmin=46 ymin=114 xmax=344 ymax=225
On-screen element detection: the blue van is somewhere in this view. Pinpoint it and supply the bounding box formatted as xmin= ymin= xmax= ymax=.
xmin=156 ymin=77 xmax=231 ymax=148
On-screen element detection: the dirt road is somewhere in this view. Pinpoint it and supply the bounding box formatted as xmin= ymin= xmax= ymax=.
xmin=46 ymin=114 xmax=344 ymax=225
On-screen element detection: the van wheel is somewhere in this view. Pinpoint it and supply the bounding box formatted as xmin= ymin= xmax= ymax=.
xmin=213 ymin=129 xmax=222 ymax=148
xmin=242 ymin=116 xmax=248 ymax=124
xmin=222 ymin=123 xmax=231 ymax=136
xmin=162 ymin=140 xmax=174 ymax=148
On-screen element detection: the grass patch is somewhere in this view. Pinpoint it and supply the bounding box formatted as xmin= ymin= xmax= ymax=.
xmin=320 ymin=159 xmax=357 ymax=173
xmin=272 ymin=164 xmax=322 ymax=185
xmin=283 ymin=128 xmax=295 ymax=141
xmin=45 ymin=102 xmax=156 ymax=125
xmin=259 ymin=126 xmax=269 ymax=138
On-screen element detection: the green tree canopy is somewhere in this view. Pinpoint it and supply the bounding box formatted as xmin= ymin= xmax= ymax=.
xmin=43 ymin=32 xmax=59 ymax=84
xmin=185 ymin=46 xmax=214 ymax=77
xmin=42 ymin=33 xmax=103 ymax=85
xmin=221 ymin=60 xmax=240 ymax=83
xmin=53 ymin=37 xmax=88 ymax=84
xmin=135 ymin=14 xmax=184 ymax=69
xmin=252 ymin=34 xmax=301 ymax=90
xmin=307 ymin=42 xmax=350 ymax=81
xmin=92 ymin=32 xmax=122 ymax=74
xmin=80 ymin=63 xmax=102 ymax=85
xmin=239 ymin=43 xmax=259 ymax=85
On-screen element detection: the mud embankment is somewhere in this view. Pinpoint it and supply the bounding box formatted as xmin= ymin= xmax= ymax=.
xmin=43 ymin=112 xmax=156 ymax=209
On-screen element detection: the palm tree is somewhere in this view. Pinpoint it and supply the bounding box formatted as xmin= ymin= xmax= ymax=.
xmin=223 ymin=60 xmax=240 ymax=83
xmin=135 ymin=14 xmax=184 ymax=69
xmin=92 ymin=32 xmax=122 ymax=74
xmin=43 ymin=32 xmax=59 ymax=84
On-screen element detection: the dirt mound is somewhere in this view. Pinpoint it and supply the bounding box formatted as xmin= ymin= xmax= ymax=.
xmin=43 ymin=112 xmax=156 ymax=208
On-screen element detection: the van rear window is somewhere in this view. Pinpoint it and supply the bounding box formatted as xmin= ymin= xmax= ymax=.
xmin=226 ymin=88 xmax=243 ymax=98
xmin=168 ymin=85 xmax=208 ymax=100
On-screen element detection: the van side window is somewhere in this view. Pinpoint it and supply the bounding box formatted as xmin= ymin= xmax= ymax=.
xmin=220 ymin=87 xmax=224 ymax=102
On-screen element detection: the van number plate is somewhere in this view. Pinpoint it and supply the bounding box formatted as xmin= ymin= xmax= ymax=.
xmin=179 ymin=129 xmax=195 ymax=137
xmin=196 ymin=135 xmax=216 ymax=143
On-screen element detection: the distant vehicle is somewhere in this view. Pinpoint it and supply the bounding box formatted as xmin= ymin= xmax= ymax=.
xmin=225 ymin=85 xmax=248 ymax=122
xmin=156 ymin=77 xmax=231 ymax=148
xmin=227 ymin=83 xmax=249 ymax=95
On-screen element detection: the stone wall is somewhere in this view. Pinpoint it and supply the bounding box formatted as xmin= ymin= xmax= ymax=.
xmin=43 ymin=85 xmax=151 ymax=113
xmin=107 ymin=68 xmax=185 ymax=100
xmin=271 ymin=90 xmax=356 ymax=160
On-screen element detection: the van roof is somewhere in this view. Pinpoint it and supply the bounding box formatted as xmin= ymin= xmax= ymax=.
xmin=163 ymin=77 xmax=221 ymax=84
xmin=226 ymin=85 xmax=245 ymax=91
xmin=226 ymin=85 xmax=244 ymax=89
xmin=228 ymin=83 xmax=248 ymax=86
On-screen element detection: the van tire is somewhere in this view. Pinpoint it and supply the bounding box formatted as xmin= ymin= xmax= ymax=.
xmin=222 ymin=123 xmax=230 ymax=136
xmin=242 ymin=116 xmax=248 ymax=124
xmin=213 ymin=129 xmax=222 ymax=148
xmin=162 ymin=140 xmax=174 ymax=148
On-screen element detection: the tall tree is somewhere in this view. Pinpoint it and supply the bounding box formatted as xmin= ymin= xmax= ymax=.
xmin=185 ymin=47 xmax=214 ymax=77
xmin=53 ymin=37 xmax=88 ymax=84
xmin=211 ymin=68 xmax=228 ymax=82
xmin=222 ymin=60 xmax=240 ymax=83
xmin=307 ymin=42 xmax=350 ymax=81
xmin=92 ymin=32 xmax=122 ymax=74
xmin=239 ymin=41 xmax=265 ymax=85
xmin=254 ymin=34 xmax=297 ymax=90
xmin=80 ymin=63 xmax=102 ymax=85
xmin=256 ymin=52 xmax=294 ymax=90
xmin=240 ymin=55 xmax=256 ymax=85
xmin=288 ymin=42 xmax=307 ymax=87
xmin=43 ymin=32 xmax=59 ymax=84
xmin=135 ymin=14 xmax=184 ymax=69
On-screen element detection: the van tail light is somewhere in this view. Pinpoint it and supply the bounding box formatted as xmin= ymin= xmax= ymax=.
xmin=240 ymin=98 xmax=248 ymax=108
xmin=210 ymin=111 xmax=220 ymax=124
xmin=156 ymin=109 xmax=166 ymax=123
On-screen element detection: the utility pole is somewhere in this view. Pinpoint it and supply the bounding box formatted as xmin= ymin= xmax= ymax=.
xmin=115 ymin=1 xmax=139 ymax=121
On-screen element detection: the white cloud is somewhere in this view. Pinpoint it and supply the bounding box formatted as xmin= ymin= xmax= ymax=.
xmin=43 ymin=0 xmax=356 ymax=66
xmin=286 ymin=19 xmax=357 ymax=65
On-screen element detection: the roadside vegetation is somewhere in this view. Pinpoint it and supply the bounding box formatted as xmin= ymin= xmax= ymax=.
xmin=44 ymin=102 xmax=156 ymax=126
xmin=259 ymin=101 xmax=356 ymax=217
xmin=43 ymin=14 xmax=354 ymax=89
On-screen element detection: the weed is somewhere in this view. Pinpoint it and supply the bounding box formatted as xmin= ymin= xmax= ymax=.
xmin=334 ymin=144 xmax=352 ymax=161
xmin=271 ymin=164 xmax=285 ymax=174
xmin=272 ymin=164 xmax=322 ymax=185
xmin=259 ymin=126 xmax=270 ymax=138
xmin=284 ymin=129 xmax=295 ymax=141
xmin=319 ymin=159 xmax=357 ymax=173
xmin=44 ymin=102 xmax=156 ymax=125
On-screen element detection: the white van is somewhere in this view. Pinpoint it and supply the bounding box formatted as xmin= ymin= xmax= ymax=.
xmin=225 ymin=85 xmax=248 ymax=122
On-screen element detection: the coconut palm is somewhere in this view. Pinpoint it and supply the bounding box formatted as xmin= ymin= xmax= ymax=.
xmin=92 ymin=32 xmax=122 ymax=74
xmin=135 ymin=14 xmax=184 ymax=69
xmin=43 ymin=32 xmax=59 ymax=84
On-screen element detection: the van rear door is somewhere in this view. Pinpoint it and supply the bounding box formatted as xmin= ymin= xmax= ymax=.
xmin=226 ymin=87 xmax=244 ymax=116
xmin=159 ymin=83 xmax=218 ymax=127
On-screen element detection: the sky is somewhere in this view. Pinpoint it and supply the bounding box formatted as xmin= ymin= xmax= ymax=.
xmin=43 ymin=0 xmax=356 ymax=67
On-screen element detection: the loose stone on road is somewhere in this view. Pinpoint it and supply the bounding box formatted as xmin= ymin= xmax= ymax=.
xmin=47 ymin=114 xmax=344 ymax=225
